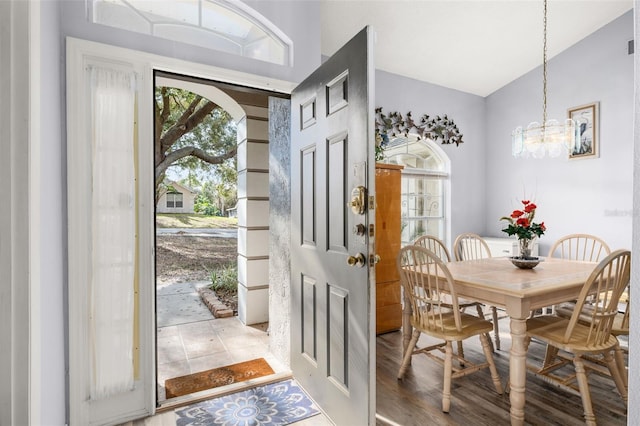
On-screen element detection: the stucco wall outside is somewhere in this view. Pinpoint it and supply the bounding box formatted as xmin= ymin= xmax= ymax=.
xmin=268 ymin=97 xmax=291 ymax=366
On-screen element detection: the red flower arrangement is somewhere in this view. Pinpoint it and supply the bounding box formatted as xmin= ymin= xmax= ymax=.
xmin=500 ymin=200 xmax=546 ymax=240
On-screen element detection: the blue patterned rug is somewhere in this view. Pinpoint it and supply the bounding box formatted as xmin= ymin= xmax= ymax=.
xmin=175 ymin=379 xmax=320 ymax=426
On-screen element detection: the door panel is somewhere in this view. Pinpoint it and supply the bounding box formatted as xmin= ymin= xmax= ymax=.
xmin=301 ymin=147 xmax=317 ymax=245
xmin=291 ymin=26 xmax=375 ymax=425
xmin=328 ymin=134 xmax=348 ymax=251
xmin=302 ymin=275 xmax=318 ymax=360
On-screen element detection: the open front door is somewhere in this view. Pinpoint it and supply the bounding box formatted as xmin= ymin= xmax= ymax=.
xmin=290 ymin=27 xmax=376 ymax=425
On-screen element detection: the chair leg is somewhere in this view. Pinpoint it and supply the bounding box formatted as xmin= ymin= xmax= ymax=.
xmin=455 ymin=307 xmax=468 ymax=367
xmin=474 ymin=304 xmax=495 ymax=352
xmin=613 ymin=342 xmax=628 ymax=390
xmin=491 ymin=306 xmax=500 ymax=351
xmin=397 ymin=329 xmax=420 ymax=380
xmin=573 ymin=356 xmax=596 ymax=426
xmin=479 ymin=332 xmax=503 ymax=394
xmin=475 ymin=304 xmax=485 ymax=319
xmin=442 ymin=341 xmax=453 ymax=413
xmin=457 ymin=340 xmax=465 ymax=367
xmin=604 ymin=349 xmax=628 ymax=404
xmin=542 ymin=344 xmax=559 ymax=369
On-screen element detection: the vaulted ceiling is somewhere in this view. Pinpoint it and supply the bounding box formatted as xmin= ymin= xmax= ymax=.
xmin=320 ymin=0 xmax=633 ymax=97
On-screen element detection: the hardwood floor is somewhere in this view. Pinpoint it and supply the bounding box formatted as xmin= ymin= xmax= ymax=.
xmin=375 ymin=317 xmax=628 ymax=426
xmin=125 ymin=314 xmax=627 ymax=426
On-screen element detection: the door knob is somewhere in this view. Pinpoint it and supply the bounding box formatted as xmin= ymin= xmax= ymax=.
xmin=347 ymin=253 xmax=366 ymax=267
xmin=370 ymin=254 xmax=381 ymax=265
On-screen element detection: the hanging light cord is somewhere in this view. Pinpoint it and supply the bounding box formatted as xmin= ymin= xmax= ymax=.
xmin=542 ymin=0 xmax=548 ymax=128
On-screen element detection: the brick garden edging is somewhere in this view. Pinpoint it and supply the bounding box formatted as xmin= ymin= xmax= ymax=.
xmin=197 ymin=287 xmax=234 ymax=318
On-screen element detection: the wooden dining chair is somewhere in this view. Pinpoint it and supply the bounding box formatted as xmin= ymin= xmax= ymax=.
xmin=612 ymin=288 xmax=630 ymax=350
xmin=452 ymin=233 xmax=501 ymax=351
xmin=525 ymin=249 xmax=630 ymax=426
xmin=546 ymin=234 xmax=611 ymax=315
xmin=611 ymin=288 xmax=630 ymax=387
xmin=555 ymin=280 xmax=630 ymax=388
xmin=396 ymin=245 xmax=503 ymax=413
xmin=414 ymin=235 xmax=486 ymax=363
xmin=548 ymin=233 xmax=611 ymax=262
xmin=413 ymin=235 xmax=452 ymax=262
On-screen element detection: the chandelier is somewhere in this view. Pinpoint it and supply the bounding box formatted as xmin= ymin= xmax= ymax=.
xmin=512 ymin=0 xmax=579 ymax=159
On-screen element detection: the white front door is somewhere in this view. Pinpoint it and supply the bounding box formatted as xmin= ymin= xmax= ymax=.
xmin=290 ymin=27 xmax=376 ymax=425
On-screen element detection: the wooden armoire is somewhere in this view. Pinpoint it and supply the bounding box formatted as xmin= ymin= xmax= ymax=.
xmin=375 ymin=163 xmax=404 ymax=334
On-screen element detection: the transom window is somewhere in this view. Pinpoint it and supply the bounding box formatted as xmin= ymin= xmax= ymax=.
xmin=166 ymin=192 xmax=183 ymax=208
xmin=383 ymin=135 xmax=450 ymax=247
xmin=90 ymin=0 xmax=293 ymax=66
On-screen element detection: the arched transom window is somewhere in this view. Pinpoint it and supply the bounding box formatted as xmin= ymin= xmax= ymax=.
xmin=90 ymin=0 xmax=293 ymax=66
xmin=383 ymin=135 xmax=451 ymax=247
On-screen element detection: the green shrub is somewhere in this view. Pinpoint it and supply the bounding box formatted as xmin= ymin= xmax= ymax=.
xmin=201 ymin=205 xmax=219 ymax=216
xmin=195 ymin=201 xmax=220 ymax=216
xmin=209 ymin=263 xmax=238 ymax=294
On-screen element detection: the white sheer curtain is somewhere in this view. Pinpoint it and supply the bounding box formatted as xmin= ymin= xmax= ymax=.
xmin=89 ymin=66 xmax=136 ymax=399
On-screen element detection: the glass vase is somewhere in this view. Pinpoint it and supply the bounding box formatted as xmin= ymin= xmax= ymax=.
xmin=519 ymin=238 xmax=533 ymax=259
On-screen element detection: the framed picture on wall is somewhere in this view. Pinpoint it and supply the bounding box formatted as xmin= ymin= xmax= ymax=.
xmin=568 ymin=102 xmax=599 ymax=160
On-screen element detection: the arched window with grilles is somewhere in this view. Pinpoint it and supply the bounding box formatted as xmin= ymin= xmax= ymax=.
xmin=383 ymin=135 xmax=451 ymax=247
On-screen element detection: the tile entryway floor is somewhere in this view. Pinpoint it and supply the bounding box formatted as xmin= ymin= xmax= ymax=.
xmin=156 ymin=280 xmax=283 ymax=402
xmin=120 ymin=280 xmax=334 ymax=425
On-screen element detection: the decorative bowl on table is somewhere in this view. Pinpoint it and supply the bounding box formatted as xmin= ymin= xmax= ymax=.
xmin=509 ymin=256 xmax=544 ymax=269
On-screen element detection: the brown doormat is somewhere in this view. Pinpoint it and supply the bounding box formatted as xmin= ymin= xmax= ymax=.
xmin=165 ymin=358 xmax=275 ymax=399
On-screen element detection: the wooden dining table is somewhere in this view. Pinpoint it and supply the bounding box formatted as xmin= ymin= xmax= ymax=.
xmin=401 ymin=256 xmax=597 ymax=426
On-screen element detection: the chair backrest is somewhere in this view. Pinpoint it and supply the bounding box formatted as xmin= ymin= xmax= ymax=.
xmin=563 ymin=249 xmax=631 ymax=346
xmin=453 ymin=232 xmax=491 ymax=261
xmin=414 ymin=235 xmax=452 ymax=262
xmin=613 ymin=285 xmax=630 ymax=335
xmin=397 ymin=245 xmax=462 ymax=333
xmin=547 ymin=233 xmax=611 ymax=262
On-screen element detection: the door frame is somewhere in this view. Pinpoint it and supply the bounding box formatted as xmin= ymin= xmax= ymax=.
xmin=66 ymin=37 xmax=295 ymax=425
xmin=0 ymin=1 xmax=42 ymax=424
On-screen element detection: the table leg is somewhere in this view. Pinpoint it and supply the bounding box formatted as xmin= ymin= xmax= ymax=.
xmin=509 ymin=316 xmax=527 ymax=426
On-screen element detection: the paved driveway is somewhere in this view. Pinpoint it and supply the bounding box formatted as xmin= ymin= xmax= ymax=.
xmin=156 ymin=228 xmax=237 ymax=238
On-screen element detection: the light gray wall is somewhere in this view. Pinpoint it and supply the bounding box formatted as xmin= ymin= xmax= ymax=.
xmin=629 ymin=2 xmax=639 ymax=422
xmin=485 ymin=11 xmax=634 ymax=255
xmin=375 ymin=70 xmax=486 ymax=247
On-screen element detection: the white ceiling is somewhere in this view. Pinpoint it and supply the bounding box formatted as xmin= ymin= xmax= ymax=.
xmin=320 ymin=0 xmax=633 ymax=97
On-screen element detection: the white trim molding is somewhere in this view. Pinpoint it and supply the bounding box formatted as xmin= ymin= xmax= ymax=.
xmin=0 ymin=1 xmax=41 ymax=424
